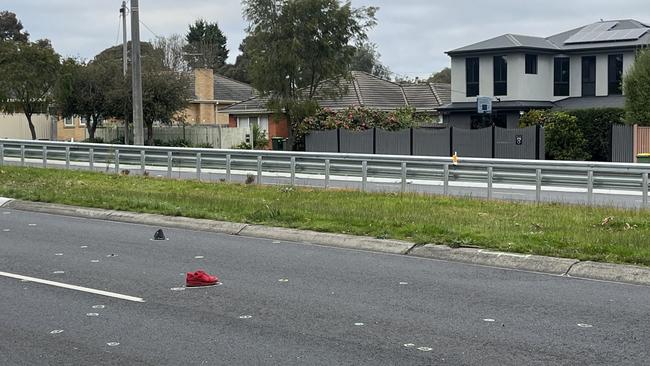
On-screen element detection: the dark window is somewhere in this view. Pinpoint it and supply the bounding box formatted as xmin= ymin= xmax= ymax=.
xmin=554 ymin=57 xmax=570 ymax=96
xmin=470 ymin=112 xmax=507 ymax=129
xmin=493 ymin=56 xmax=507 ymax=96
xmin=582 ymin=56 xmax=596 ymax=97
xmin=525 ymin=54 xmax=538 ymax=74
xmin=608 ymin=54 xmax=623 ymax=95
xmin=466 ymin=57 xmax=480 ymax=97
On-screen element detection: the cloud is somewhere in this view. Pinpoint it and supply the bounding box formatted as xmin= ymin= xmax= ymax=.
xmin=4 ymin=0 xmax=649 ymax=77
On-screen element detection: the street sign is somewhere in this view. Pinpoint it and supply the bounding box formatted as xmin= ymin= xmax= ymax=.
xmin=477 ymin=96 xmax=492 ymax=114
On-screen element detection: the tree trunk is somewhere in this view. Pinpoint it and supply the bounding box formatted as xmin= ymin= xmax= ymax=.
xmin=86 ymin=116 xmax=95 ymax=140
xmin=124 ymin=120 xmax=131 ymax=145
xmin=25 ymin=112 xmax=37 ymax=140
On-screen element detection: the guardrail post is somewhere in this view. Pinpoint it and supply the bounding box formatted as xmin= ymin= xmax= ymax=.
xmin=65 ymin=147 xmax=70 ymax=170
xmin=0 ymin=143 xmax=4 ymax=166
xmin=226 ymin=154 xmax=231 ymax=182
xmin=114 ymin=149 xmax=120 ymax=173
xmin=587 ymin=169 xmax=594 ymax=206
xmin=20 ymin=144 xmax=25 ymax=166
xmin=290 ymin=157 xmax=296 ymax=186
xmin=643 ymin=172 xmax=648 ymax=209
xmin=324 ymin=159 xmax=330 ymax=189
xmin=401 ymin=162 xmax=407 ymax=193
xmin=443 ymin=164 xmax=449 ymax=195
xmin=167 ymin=151 xmax=172 ymax=179
xmin=487 ymin=167 xmax=493 ymax=200
xmin=196 ymin=153 xmax=202 ymax=181
xmin=536 ymin=169 xmax=542 ymax=203
xmin=362 ymin=160 xmax=368 ymax=192
xmin=42 ymin=146 xmax=48 ymax=168
xmin=140 ymin=150 xmax=146 ymax=174
xmin=89 ymin=148 xmax=94 ymax=170
xmin=257 ymin=156 xmax=262 ymax=185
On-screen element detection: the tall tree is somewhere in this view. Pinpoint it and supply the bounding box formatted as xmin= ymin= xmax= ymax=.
xmin=350 ymin=42 xmax=391 ymax=80
xmin=428 ymin=67 xmax=451 ymax=84
xmin=219 ymin=36 xmax=252 ymax=83
xmin=624 ymin=49 xmax=650 ymax=125
xmin=0 ymin=11 xmax=29 ymax=42
xmin=153 ymin=34 xmax=188 ymax=73
xmin=243 ymin=0 xmax=377 ymax=148
xmin=55 ymin=59 xmax=114 ymax=140
xmin=0 ymin=39 xmax=59 ymax=139
xmin=184 ymin=20 xmax=229 ymax=70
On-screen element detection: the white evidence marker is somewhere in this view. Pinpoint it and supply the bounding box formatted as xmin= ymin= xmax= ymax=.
xmin=91 ymin=260 xmax=100 ymax=263
xmin=53 ymin=271 xmax=65 ymax=274
xmin=483 ymin=319 xmax=496 ymax=322
xmin=403 ymin=343 xmax=416 ymax=348
xmin=80 ymin=246 xmax=88 ymax=249
xmin=354 ymin=323 xmax=365 ymax=326
xmin=399 ymin=282 xmax=409 ymax=285
xmin=238 ymin=315 xmax=252 ymax=319
xmin=86 ymin=313 xmax=100 ymax=317
xmin=28 ymin=224 xmax=37 ymax=227
xmin=55 ymin=253 xmax=63 ymax=256
xmin=170 ymin=287 xmax=186 ymax=291
xmin=578 ymin=323 xmax=593 ymax=328
xmin=2 ymin=229 xmax=10 ymax=232
xmin=272 ymin=241 xmax=281 ymax=244
xmin=417 ymin=347 xmax=433 ymax=352
xmin=49 ymin=330 xmax=64 ymax=334
xmin=278 ymin=279 xmax=289 ymax=283
xmin=107 ymin=342 xmax=120 ymax=347
xmin=194 ymin=256 xmax=205 ymax=259
xmin=92 ymin=305 xmax=106 ymax=309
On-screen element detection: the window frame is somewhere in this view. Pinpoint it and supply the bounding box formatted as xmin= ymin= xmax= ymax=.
xmin=608 ymin=54 xmax=623 ymax=95
xmin=465 ymin=57 xmax=480 ymax=97
xmin=493 ymin=55 xmax=508 ymax=96
xmin=63 ymin=116 xmax=74 ymax=127
xmin=525 ymin=54 xmax=538 ymax=75
xmin=553 ymin=57 xmax=570 ymax=97
xmin=581 ymin=56 xmax=596 ymax=97
xmin=79 ymin=116 xmax=87 ymax=127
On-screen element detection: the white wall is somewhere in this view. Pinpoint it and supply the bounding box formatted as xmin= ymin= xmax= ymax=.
xmin=0 ymin=113 xmax=52 ymax=140
xmin=451 ymin=50 xmax=636 ymax=103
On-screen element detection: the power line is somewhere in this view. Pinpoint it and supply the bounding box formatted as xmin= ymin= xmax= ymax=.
xmin=139 ymin=20 xmax=160 ymax=39
xmin=115 ymin=14 xmax=122 ymax=46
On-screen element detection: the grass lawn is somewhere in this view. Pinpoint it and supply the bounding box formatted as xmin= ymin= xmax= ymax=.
xmin=1 ymin=166 xmax=649 ymax=267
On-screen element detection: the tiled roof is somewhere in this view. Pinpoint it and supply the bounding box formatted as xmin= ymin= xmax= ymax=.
xmin=448 ymin=19 xmax=650 ymax=55
xmin=188 ymin=73 xmax=255 ymax=102
xmin=223 ymin=71 xmax=451 ymax=115
xmin=552 ymin=95 xmax=626 ymax=110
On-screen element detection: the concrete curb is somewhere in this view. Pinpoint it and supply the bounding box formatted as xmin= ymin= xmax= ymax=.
xmin=2 ymin=199 xmax=649 ymax=286
xmin=409 ymin=245 xmax=580 ymax=275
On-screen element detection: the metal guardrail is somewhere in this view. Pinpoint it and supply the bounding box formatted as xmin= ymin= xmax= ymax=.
xmin=1 ymin=139 xmax=649 ymax=207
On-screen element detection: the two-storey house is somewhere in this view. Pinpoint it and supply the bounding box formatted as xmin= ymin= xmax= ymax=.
xmin=439 ymin=19 xmax=649 ymax=129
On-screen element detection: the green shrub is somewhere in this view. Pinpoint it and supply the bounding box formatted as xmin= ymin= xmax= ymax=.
xmin=567 ymin=108 xmax=625 ymax=162
xmin=233 ymin=124 xmax=270 ymax=150
xmin=520 ymin=110 xmax=590 ymax=161
xmin=83 ymin=137 xmax=104 ymax=144
xmin=624 ymin=49 xmax=650 ymax=125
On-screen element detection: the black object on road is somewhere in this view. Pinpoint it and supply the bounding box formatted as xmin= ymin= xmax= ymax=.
xmin=153 ymin=229 xmax=166 ymax=241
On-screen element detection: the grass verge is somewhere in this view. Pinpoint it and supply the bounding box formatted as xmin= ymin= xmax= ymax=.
xmin=1 ymin=166 xmax=649 ymax=266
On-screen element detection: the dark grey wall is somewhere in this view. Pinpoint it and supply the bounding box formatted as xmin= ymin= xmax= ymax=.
xmin=452 ymin=127 xmax=492 ymax=158
xmin=611 ymin=124 xmax=634 ymax=163
xmin=495 ymin=126 xmax=538 ymax=160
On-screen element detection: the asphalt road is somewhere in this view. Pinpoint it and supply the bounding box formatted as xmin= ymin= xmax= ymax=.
xmin=1 ymin=209 xmax=649 ymax=365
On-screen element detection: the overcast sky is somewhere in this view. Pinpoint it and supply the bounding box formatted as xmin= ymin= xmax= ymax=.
xmin=4 ymin=0 xmax=649 ymax=79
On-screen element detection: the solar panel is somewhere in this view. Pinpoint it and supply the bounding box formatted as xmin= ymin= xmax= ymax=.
xmin=565 ymin=22 xmax=648 ymax=44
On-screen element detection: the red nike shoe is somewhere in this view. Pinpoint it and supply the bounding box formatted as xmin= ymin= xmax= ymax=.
xmin=186 ymin=270 xmax=219 ymax=287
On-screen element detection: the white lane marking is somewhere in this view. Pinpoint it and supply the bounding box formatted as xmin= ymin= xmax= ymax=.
xmin=417 ymin=347 xmax=433 ymax=352
xmin=107 ymin=342 xmax=120 ymax=347
xmin=3 ymin=229 xmax=10 ymax=232
xmin=578 ymin=323 xmax=593 ymax=328
xmin=55 ymin=253 xmax=63 ymax=256
xmin=92 ymin=305 xmax=106 ymax=309
xmin=170 ymin=287 xmax=186 ymax=291
xmin=49 ymin=329 xmax=64 ymax=334
xmin=28 ymin=224 xmax=37 ymax=227
xmin=272 ymin=241 xmax=281 ymax=244
xmin=90 ymin=260 xmax=100 ymax=263
xmin=238 ymin=315 xmax=252 ymax=319
xmin=403 ymin=343 xmax=416 ymax=348
xmin=399 ymin=282 xmax=409 ymax=285
xmin=194 ymin=256 xmax=205 ymax=259
xmin=483 ymin=319 xmax=496 ymax=322
xmin=354 ymin=323 xmax=365 ymax=326
xmin=0 ymin=271 xmax=145 ymax=303
xmin=80 ymin=246 xmax=88 ymax=249
xmin=52 ymin=271 xmax=65 ymax=274
xmin=2 ymin=212 xmax=11 ymax=215
xmin=86 ymin=313 xmax=100 ymax=317
xmin=278 ymin=279 xmax=289 ymax=283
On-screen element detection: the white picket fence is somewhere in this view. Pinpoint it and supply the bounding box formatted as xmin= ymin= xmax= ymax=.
xmin=95 ymin=125 xmax=251 ymax=148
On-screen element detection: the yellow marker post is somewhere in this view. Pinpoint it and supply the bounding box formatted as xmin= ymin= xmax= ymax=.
xmin=452 ymin=152 xmax=459 ymax=166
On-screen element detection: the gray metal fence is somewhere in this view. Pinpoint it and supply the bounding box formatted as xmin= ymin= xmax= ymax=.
xmin=340 ymin=130 xmax=373 ymax=154
xmin=413 ymin=128 xmax=450 ymax=156
xmin=306 ymin=126 xmax=544 ymax=160
xmin=452 ymin=127 xmax=492 ymax=158
xmin=611 ymin=124 xmax=634 ymax=163
xmin=375 ymin=129 xmax=410 ymax=155
xmin=495 ymin=126 xmax=541 ymax=160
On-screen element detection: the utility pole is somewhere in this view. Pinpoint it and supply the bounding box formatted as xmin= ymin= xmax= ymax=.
xmin=120 ymin=1 xmax=131 ymax=145
xmin=130 ymin=0 xmax=144 ymax=145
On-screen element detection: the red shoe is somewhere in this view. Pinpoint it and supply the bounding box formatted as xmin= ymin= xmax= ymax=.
xmin=186 ymin=270 xmax=219 ymax=287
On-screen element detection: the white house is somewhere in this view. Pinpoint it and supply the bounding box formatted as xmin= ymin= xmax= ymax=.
xmin=439 ymin=19 xmax=649 ymax=129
